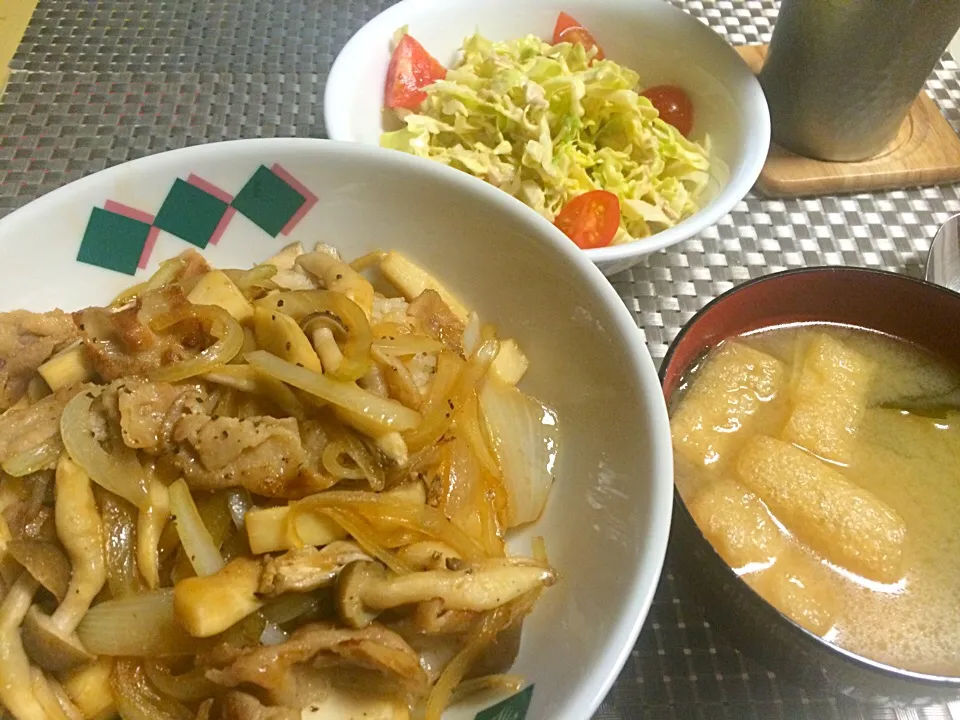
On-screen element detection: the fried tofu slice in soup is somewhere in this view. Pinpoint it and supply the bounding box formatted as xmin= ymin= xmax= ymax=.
xmin=671 ymin=342 xmax=786 ymax=470
xmin=687 ymin=478 xmax=786 ymax=574
xmin=782 ymin=333 xmax=875 ymax=464
xmin=737 ymin=435 xmax=906 ymax=584
xmin=745 ymin=550 xmax=838 ymax=637
xmin=688 ymin=478 xmax=837 ymax=636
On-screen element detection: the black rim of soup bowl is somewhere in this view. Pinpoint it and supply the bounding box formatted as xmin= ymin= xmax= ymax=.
xmin=659 ymin=266 xmax=960 ymax=704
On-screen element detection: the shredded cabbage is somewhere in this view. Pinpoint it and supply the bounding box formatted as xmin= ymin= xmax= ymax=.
xmin=381 ymin=32 xmax=712 ymax=244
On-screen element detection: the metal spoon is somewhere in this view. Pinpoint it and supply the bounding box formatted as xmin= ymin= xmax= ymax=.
xmin=924 ymin=211 xmax=960 ymax=292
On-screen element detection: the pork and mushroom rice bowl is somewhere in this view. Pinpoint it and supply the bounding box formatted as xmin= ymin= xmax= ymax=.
xmin=0 ymin=241 xmax=560 ymax=720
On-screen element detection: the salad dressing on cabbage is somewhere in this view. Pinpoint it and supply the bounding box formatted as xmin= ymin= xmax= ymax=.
xmin=381 ymin=29 xmax=712 ymax=246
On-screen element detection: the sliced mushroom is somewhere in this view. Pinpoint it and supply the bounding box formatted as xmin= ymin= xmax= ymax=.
xmin=52 ymin=455 xmax=106 ymax=623
xmin=0 ymin=572 xmax=47 ymax=720
xmin=335 ymin=561 xmax=383 ymax=629
xmin=21 ymin=607 xmax=94 ymax=672
xmin=335 ymin=558 xmax=556 ymax=629
xmin=22 ymin=455 xmax=105 ymax=671
xmin=300 ymin=311 xmax=346 ymax=338
xmin=408 ymin=598 xmax=477 ymax=635
xmin=296 ymin=251 xmax=374 ymax=318
xmin=309 ymin=325 xmax=344 ymax=374
xmin=7 ymin=539 xmax=71 ymax=602
xmin=301 ymin=313 xmax=347 ymax=375
xmin=258 ymin=541 xmax=370 ymax=596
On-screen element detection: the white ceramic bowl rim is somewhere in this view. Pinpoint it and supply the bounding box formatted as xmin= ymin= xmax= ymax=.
xmin=324 ymin=0 xmax=771 ymax=264
xmin=0 ymin=138 xmax=674 ymax=720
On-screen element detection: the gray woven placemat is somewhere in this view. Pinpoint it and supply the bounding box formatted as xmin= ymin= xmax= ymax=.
xmin=3 ymin=1 xmax=960 ymax=718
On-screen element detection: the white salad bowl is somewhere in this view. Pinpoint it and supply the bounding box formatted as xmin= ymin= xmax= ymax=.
xmin=0 ymin=139 xmax=672 ymax=720
xmin=324 ymin=0 xmax=770 ymax=276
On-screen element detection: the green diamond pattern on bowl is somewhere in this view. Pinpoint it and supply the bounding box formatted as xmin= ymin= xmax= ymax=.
xmin=75 ymin=164 xmax=316 ymax=274
xmin=474 ymin=685 xmax=534 ymax=720
xmin=153 ymin=178 xmax=230 ymax=248
xmin=77 ymin=207 xmax=152 ymax=276
xmin=230 ymin=165 xmax=306 ymax=237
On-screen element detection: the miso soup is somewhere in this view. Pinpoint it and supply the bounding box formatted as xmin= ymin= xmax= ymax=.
xmin=671 ymin=323 xmax=960 ymax=676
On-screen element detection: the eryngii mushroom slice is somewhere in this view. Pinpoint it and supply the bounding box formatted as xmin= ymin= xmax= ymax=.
xmin=245 ymin=481 xmax=426 ymax=555
xmin=22 ymin=455 xmax=106 ymax=672
xmin=245 ymin=505 xmax=347 ymax=556
xmin=379 ymin=251 xmax=469 ymax=323
xmin=174 ymin=556 xmax=264 ymax=638
xmin=0 ymin=572 xmax=48 ymax=720
xmin=336 ymin=558 xmax=557 ymax=629
xmin=61 ymin=658 xmax=116 ymax=720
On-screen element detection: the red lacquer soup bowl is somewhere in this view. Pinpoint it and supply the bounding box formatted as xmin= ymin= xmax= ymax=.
xmin=660 ymin=266 xmax=960 ymax=703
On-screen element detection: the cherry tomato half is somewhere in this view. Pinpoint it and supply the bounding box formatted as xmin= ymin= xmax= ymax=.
xmin=552 ymin=12 xmax=605 ymax=60
xmin=554 ymin=190 xmax=620 ymax=250
xmin=641 ymin=85 xmax=694 ymax=137
xmin=384 ymin=34 xmax=447 ymax=110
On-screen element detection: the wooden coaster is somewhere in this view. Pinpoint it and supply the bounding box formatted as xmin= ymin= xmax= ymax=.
xmin=0 ymin=0 xmax=40 ymax=101
xmin=737 ymin=45 xmax=960 ymax=198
